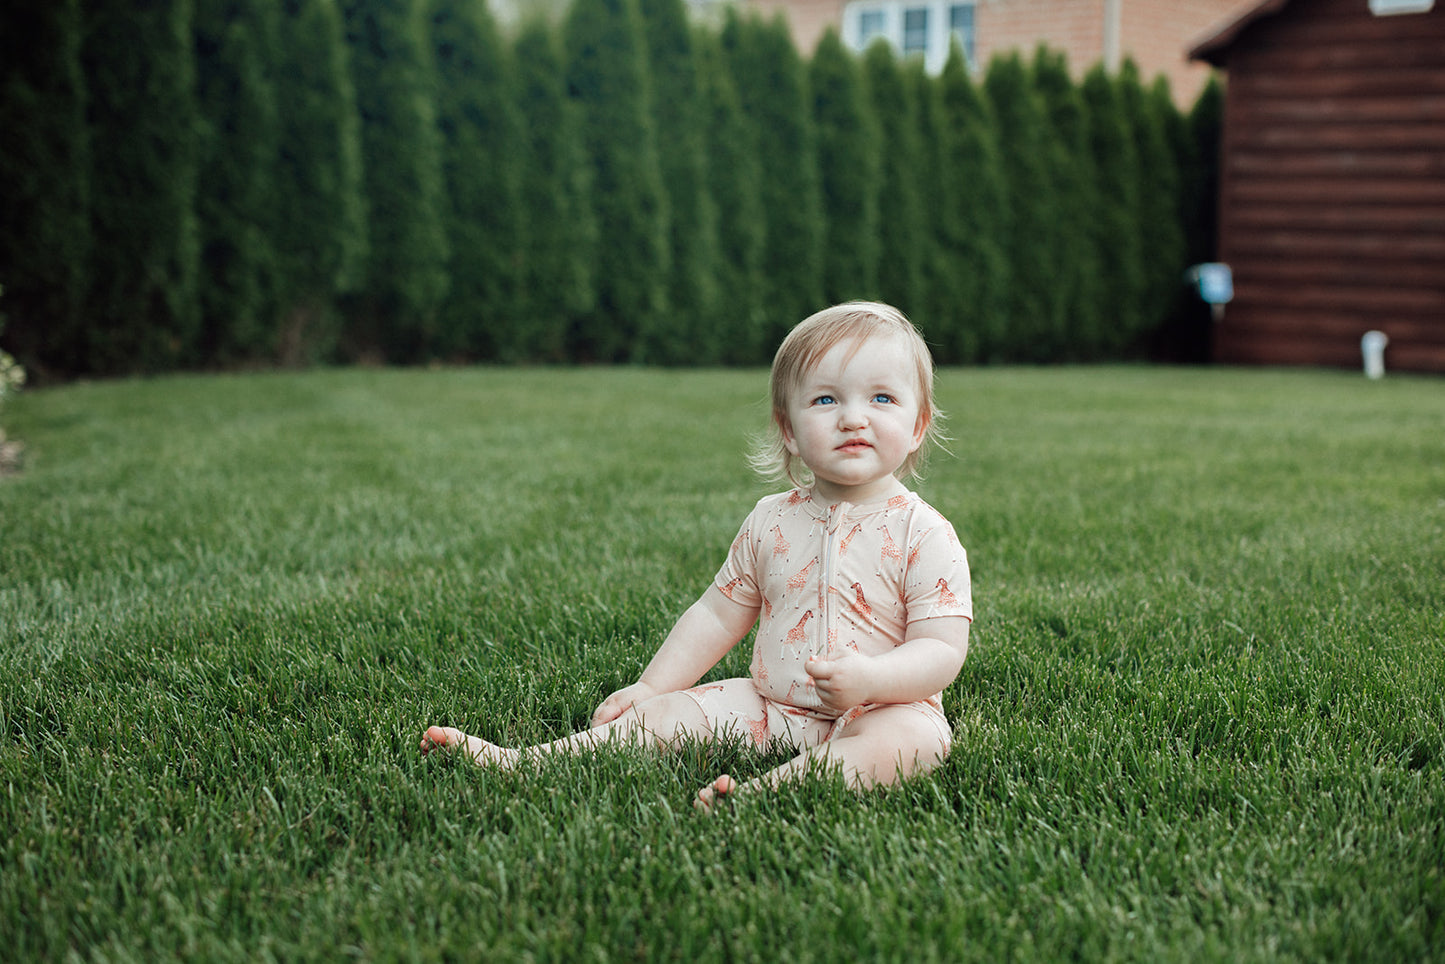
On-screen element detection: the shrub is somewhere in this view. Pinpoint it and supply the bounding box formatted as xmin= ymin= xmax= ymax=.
xmin=811 ymin=30 xmax=881 ymax=306
xmin=564 ymin=0 xmax=670 ymax=362
xmin=428 ymin=0 xmax=524 ymax=361
xmin=340 ymin=0 xmax=451 ymax=361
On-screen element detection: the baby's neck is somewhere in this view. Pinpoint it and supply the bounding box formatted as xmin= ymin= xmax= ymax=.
xmin=807 ymin=477 xmax=909 ymax=507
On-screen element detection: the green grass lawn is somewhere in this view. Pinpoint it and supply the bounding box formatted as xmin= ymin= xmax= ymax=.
xmin=1 ymin=365 xmax=1441 ymax=962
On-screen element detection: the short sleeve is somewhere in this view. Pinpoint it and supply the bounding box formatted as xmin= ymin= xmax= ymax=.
xmin=902 ymin=517 xmax=972 ymax=622
xmin=713 ymin=510 xmax=763 ymax=609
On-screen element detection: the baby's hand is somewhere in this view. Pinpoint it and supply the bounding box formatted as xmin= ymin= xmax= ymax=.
xmin=591 ymin=681 xmax=658 ymax=728
xmin=805 ymin=651 xmax=874 ymax=711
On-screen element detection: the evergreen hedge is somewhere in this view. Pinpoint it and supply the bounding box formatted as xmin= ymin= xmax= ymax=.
xmin=269 ymin=0 xmax=368 ymax=366
xmin=639 ymin=0 xmax=720 ymax=365
xmin=428 ymin=0 xmax=524 ymax=361
xmin=937 ymin=45 xmax=1008 ymax=364
xmin=694 ymin=27 xmax=766 ymax=366
xmin=80 ymin=0 xmax=202 ymax=374
xmin=511 ymin=18 xmax=596 ymax=363
xmin=341 ymin=0 xmax=451 ymax=361
xmin=194 ymin=0 xmax=281 ymax=364
xmin=565 ymin=0 xmax=669 ymax=363
xmin=0 ymin=0 xmax=1220 ymax=377
xmin=811 ymin=30 xmax=881 ymax=308
xmin=864 ymin=42 xmax=927 ymax=322
xmin=0 ymin=0 xmax=90 ymax=378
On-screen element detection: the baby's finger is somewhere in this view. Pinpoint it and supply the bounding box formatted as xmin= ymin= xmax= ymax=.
xmin=804 ymin=657 xmax=832 ymax=679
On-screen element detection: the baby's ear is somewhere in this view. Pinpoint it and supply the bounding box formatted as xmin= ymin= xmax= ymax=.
xmin=911 ymin=411 xmax=931 ymax=450
xmin=778 ymin=413 xmax=800 ymax=455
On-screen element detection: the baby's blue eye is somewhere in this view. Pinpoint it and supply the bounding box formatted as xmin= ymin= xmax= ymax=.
xmin=873 ymin=393 xmax=895 ymax=405
xmin=813 ymin=394 xmax=836 ymax=406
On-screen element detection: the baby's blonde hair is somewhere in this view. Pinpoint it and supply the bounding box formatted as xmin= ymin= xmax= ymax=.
xmin=751 ymin=302 xmax=946 ymax=487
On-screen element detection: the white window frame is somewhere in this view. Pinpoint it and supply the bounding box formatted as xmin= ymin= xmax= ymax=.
xmin=1369 ymin=0 xmax=1427 ymax=13
xmin=1369 ymin=0 xmax=1434 ymax=13
xmin=843 ymin=0 xmax=976 ymax=74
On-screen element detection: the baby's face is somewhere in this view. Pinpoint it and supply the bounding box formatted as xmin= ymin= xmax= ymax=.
xmin=780 ymin=333 xmax=926 ymax=504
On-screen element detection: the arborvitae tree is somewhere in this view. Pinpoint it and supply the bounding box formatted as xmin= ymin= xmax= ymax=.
xmin=720 ymin=11 xmax=823 ymax=348
xmin=1148 ymin=76 xmax=1189 ymax=342
xmin=564 ymin=0 xmax=669 ymax=362
xmin=906 ymin=60 xmax=958 ymax=353
xmin=1080 ymin=64 xmax=1145 ymax=357
xmin=694 ymin=28 xmax=766 ymax=365
xmin=810 ymin=29 xmax=881 ymax=305
xmin=0 ymin=0 xmax=90 ymax=376
xmin=862 ymin=41 xmax=925 ymax=319
xmin=984 ymin=51 xmax=1056 ymax=361
xmin=1186 ymin=76 xmax=1223 ymax=269
xmin=638 ymin=0 xmax=719 ymax=364
xmin=81 ymin=0 xmax=201 ymax=373
xmin=1154 ymin=73 xmax=1218 ymax=362
xmin=341 ymin=0 xmax=450 ymax=362
xmin=270 ymin=0 xmax=366 ymax=365
xmin=1031 ymin=46 xmax=1100 ymax=359
xmin=938 ymin=43 xmax=1009 ymax=363
xmin=1165 ymin=73 xmax=1224 ymax=363
xmin=427 ymin=0 xmax=523 ymax=360
xmin=1119 ymin=61 xmax=1186 ymax=348
xmin=511 ymin=19 xmax=596 ymax=363
xmin=193 ymin=0 xmax=280 ymax=365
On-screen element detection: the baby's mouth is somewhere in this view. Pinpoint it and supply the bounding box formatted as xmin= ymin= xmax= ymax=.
xmin=838 ymin=439 xmax=872 ymax=452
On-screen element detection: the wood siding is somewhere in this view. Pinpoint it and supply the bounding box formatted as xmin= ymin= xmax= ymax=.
xmin=1206 ymin=0 xmax=1445 ymax=371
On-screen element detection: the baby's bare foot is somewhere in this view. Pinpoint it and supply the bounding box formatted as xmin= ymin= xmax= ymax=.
xmin=694 ymin=774 xmax=739 ymax=813
xmin=421 ymin=725 xmax=519 ymax=768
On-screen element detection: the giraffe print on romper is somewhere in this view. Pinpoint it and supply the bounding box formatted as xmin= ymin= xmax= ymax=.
xmin=787 ymin=558 xmax=819 ymax=591
xmin=770 ymin=525 xmax=790 ymax=558
xmin=719 ymin=576 xmax=744 ymax=601
xmin=839 ymin=522 xmax=863 ymax=557
xmin=746 ymin=712 xmax=770 ymax=747
xmin=785 ymin=610 xmax=813 ymax=646
xmin=848 ymin=582 xmax=872 ymax=620
xmin=936 ymin=578 xmax=960 ymax=609
xmin=878 ymin=526 xmax=902 ymax=564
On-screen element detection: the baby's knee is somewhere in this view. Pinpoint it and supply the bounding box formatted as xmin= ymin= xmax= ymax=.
xmin=889 ymin=713 xmax=949 ymax=769
xmin=855 ymin=707 xmax=951 ymax=779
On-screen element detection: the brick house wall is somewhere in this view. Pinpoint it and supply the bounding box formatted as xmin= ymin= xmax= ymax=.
xmin=740 ymin=0 xmax=1252 ymax=106
xmin=745 ymin=0 xmax=849 ymax=52
xmin=1119 ymin=0 xmax=1244 ymax=102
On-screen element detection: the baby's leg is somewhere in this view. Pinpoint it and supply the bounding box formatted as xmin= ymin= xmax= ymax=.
xmin=421 ymin=726 xmax=520 ymax=767
xmin=422 ymin=690 xmax=711 ymax=768
xmin=694 ymin=704 xmax=948 ymax=810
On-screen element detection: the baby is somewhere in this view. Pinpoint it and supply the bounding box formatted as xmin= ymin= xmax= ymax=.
xmin=422 ymin=302 xmax=972 ymax=809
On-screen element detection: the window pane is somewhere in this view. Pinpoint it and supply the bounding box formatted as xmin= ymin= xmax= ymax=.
xmin=903 ymin=7 xmax=928 ymax=54
xmin=858 ymin=9 xmax=885 ymax=45
xmin=949 ymin=3 xmax=975 ymax=64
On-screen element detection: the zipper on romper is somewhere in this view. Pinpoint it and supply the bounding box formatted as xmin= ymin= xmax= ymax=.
xmin=818 ymin=501 xmax=850 ymax=659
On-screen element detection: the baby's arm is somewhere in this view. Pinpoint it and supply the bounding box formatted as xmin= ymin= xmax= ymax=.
xmin=591 ymin=585 xmax=759 ymax=727
xmin=806 ymin=616 xmax=970 ymax=710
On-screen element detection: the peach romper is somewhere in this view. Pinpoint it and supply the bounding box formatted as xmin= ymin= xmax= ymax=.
xmin=681 ymin=487 xmax=972 ymax=751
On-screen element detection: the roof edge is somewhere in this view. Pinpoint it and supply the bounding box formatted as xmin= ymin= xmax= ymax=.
xmin=1188 ymin=0 xmax=1293 ymax=66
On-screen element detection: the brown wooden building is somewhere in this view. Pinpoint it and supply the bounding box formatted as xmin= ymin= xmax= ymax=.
xmin=1190 ymin=0 xmax=1445 ymax=372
